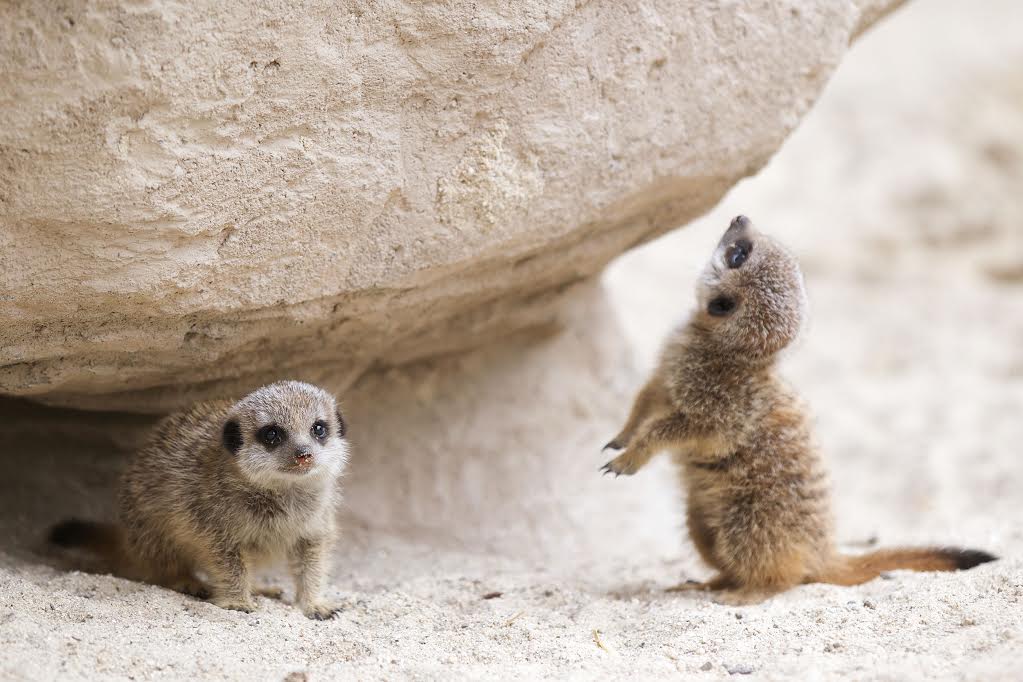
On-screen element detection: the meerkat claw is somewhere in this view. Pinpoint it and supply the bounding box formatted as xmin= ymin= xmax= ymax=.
xmin=602 ymin=439 xmax=623 ymax=452
xmin=304 ymin=603 xmax=343 ymax=620
xmin=214 ymin=597 xmax=257 ymax=613
xmin=601 ymin=461 xmax=625 ymax=477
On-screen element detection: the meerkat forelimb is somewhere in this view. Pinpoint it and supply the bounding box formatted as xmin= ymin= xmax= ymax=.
xmin=603 ymin=377 xmax=673 ymax=452
xmin=601 ymin=412 xmax=691 ymax=477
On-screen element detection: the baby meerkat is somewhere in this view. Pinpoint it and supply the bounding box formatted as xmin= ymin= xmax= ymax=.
xmin=602 ymin=215 xmax=996 ymax=604
xmin=49 ymin=380 xmax=349 ymax=619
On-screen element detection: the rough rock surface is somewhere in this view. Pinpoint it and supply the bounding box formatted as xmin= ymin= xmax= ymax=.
xmin=1 ymin=0 xmax=898 ymax=411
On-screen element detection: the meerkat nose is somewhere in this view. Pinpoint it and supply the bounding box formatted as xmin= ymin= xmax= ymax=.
xmin=730 ymin=215 xmax=750 ymax=230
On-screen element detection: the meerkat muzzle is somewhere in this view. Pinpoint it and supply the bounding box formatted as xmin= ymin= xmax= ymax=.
xmin=722 ymin=214 xmax=751 ymax=242
xmin=294 ymin=452 xmax=313 ymax=468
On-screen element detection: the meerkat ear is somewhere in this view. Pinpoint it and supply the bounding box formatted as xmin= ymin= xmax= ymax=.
xmin=223 ymin=419 xmax=243 ymax=454
xmin=335 ymin=409 xmax=347 ymax=438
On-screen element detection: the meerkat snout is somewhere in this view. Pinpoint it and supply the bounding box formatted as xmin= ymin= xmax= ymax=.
xmin=731 ymin=214 xmax=749 ymax=227
xmin=728 ymin=215 xmax=752 ymax=242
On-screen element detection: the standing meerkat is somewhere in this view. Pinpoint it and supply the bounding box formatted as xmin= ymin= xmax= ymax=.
xmin=49 ymin=380 xmax=349 ymax=619
xmin=602 ymin=215 xmax=996 ymax=604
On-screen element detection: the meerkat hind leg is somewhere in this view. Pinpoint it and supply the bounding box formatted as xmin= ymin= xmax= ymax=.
xmin=166 ymin=574 xmax=212 ymax=600
xmin=713 ymin=586 xmax=786 ymax=606
xmin=666 ymin=574 xmax=735 ymax=593
xmin=711 ymin=561 xmax=805 ymax=605
xmin=143 ymin=555 xmax=211 ymax=600
xmin=254 ymin=585 xmax=284 ymax=600
xmin=201 ymin=547 xmax=256 ymax=613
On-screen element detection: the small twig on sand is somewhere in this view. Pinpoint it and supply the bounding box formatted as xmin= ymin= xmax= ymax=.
xmin=593 ymin=629 xmax=609 ymax=653
xmin=505 ymin=610 xmax=525 ymax=626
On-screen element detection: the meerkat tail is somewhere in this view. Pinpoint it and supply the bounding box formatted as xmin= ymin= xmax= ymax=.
xmin=48 ymin=519 xmax=126 ymax=566
xmin=813 ymin=547 xmax=997 ymax=586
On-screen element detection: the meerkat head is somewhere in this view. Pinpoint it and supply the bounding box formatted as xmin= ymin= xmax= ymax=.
xmin=221 ymin=380 xmax=349 ymax=486
xmin=694 ymin=215 xmax=807 ymax=359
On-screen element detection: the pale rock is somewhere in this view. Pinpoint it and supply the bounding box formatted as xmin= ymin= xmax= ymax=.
xmin=0 ymin=0 xmax=900 ymax=411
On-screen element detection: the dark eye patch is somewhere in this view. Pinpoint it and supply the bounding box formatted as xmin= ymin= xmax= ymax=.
xmin=223 ymin=420 xmax=242 ymax=455
xmin=707 ymin=296 xmax=737 ymax=317
xmin=257 ymin=424 xmax=286 ymax=449
xmin=725 ymin=238 xmax=752 ymax=269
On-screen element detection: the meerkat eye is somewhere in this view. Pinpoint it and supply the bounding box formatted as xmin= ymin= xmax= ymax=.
xmin=311 ymin=421 xmax=328 ymax=440
xmin=258 ymin=425 xmax=284 ymax=448
xmin=707 ymin=296 xmax=737 ymax=317
xmin=725 ymin=239 xmax=752 ymax=269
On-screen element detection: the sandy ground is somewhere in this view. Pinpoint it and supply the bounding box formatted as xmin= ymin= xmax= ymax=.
xmin=2 ymin=0 xmax=1022 ymax=680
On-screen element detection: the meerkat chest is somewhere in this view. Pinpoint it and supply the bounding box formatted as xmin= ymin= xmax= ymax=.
xmin=237 ymin=485 xmax=335 ymax=548
xmin=686 ymin=433 xmax=733 ymax=460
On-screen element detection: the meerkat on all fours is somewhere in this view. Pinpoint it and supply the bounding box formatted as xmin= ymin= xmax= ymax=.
xmin=601 ymin=215 xmax=996 ymax=604
xmin=49 ymin=380 xmax=349 ymax=619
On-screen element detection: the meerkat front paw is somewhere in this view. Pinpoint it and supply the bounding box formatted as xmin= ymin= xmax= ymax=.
xmin=667 ymin=574 xmax=734 ymax=593
xmin=302 ymin=602 xmax=343 ymax=620
xmin=600 ymin=451 xmax=639 ymax=477
xmin=170 ymin=577 xmax=211 ymax=600
xmin=602 ymin=437 xmax=626 ymax=452
xmin=212 ymin=596 xmax=257 ymax=613
xmin=712 ymin=589 xmax=775 ymax=606
xmin=665 ymin=580 xmax=711 ymax=593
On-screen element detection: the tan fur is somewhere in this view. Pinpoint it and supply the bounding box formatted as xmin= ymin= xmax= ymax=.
xmin=49 ymin=380 xmax=349 ymax=619
xmin=603 ymin=216 xmax=996 ymax=603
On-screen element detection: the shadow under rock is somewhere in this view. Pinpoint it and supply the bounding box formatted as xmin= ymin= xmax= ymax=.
xmin=0 ymin=396 xmax=154 ymax=564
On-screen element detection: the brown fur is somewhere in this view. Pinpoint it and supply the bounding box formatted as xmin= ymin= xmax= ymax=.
xmin=49 ymin=380 xmax=350 ymax=619
xmin=603 ymin=216 xmax=996 ymax=603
